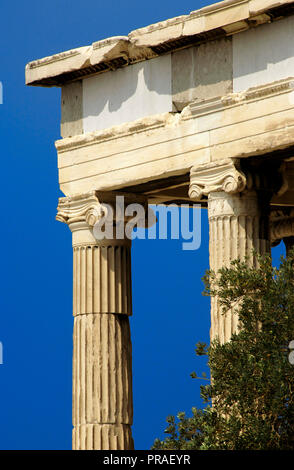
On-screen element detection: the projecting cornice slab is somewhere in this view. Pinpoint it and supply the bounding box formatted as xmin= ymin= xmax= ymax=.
xmin=25 ymin=0 xmax=294 ymax=87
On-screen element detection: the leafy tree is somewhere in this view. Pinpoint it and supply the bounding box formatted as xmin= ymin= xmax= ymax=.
xmin=153 ymin=251 xmax=294 ymax=450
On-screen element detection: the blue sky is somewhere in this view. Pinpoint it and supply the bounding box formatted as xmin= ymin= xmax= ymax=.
xmin=0 ymin=0 xmax=285 ymax=450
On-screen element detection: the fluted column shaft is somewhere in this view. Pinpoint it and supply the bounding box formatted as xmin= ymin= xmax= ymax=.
xmin=208 ymin=190 xmax=270 ymax=342
xmin=56 ymin=191 xmax=146 ymax=450
xmin=189 ymin=159 xmax=275 ymax=344
xmin=71 ymin=237 xmax=133 ymax=450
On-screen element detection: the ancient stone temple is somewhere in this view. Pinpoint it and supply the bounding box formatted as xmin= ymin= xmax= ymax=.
xmin=26 ymin=0 xmax=294 ymax=450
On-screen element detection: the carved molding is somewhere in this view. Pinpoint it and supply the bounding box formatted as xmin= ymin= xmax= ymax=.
xmin=187 ymin=78 xmax=294 ymax=118
xmin=189 ymin=159 xmax=246 ymax=200
xmin=221 ymin=79 xmax=294 ymax=107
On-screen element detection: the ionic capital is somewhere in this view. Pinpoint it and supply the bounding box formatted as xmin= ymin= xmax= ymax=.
xmin=270 ymin=209 xmax=294 ymax=244
xmin=57 ymin=191 xmax=150 ymax=225
xmin=56 ymin=191 xmax=106 ymax=228
xmin=56 ymin=190 xmax=155 ymax=246
xmin=189 ymin=159 xmax=246 ymax=201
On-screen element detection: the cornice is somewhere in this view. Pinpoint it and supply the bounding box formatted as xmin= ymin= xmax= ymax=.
xmin=25 ymin=0 xmax=294 ymax=87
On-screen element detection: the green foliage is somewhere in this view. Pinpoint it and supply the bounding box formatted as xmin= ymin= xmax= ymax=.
xmin=153 ymin=251 xmax=294 ymax=450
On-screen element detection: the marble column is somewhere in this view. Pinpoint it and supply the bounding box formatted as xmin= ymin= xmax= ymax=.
xmin=189 ymin=159 xmax=271 ymax=343
xmin=56 ymin=191 xmax=147 ymax=450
